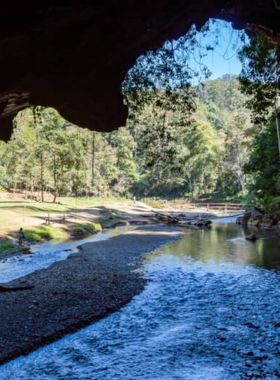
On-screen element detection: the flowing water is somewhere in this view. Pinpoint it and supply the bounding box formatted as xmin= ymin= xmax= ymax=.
xmin=1 ymin=220 xmax=280 ymax=379
xmin=0 ymin=225 xmax=136 ymax=283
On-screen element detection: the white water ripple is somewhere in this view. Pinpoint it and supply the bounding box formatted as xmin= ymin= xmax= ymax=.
xmin=1 ymin=222 xmax=280 ymax=379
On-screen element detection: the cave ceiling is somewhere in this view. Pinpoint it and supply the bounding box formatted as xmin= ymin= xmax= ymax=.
xmin=0 ymin=1 xmax=279 ymax=140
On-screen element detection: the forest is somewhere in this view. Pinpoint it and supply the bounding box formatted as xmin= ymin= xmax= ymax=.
xmin=0 ymin=29 xmax=279 ymax=216
xmin=0 ymin=76 xmax=251 ymax=201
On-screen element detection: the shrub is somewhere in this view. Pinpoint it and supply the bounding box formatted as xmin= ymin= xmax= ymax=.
xmin=70 ymin=222 xmax=102 ymax=237
xmin=24 ymin=226 xmax=68 ymax=241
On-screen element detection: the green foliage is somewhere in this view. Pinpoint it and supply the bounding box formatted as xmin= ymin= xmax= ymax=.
xmin=122 ymin=23 xmax=213 ymax=122
xmin=243 ymin=117 xmax=280 ymax=209
xmin=196 ymin=76 xmax=253 ymax=196
xmin=70 ymin=222 xmax=102 ymax=237
xmin=107 ymin=127 xmax=138 ymax=196
xmin=127 ymin=75 xmax=253 ymax=198
xmin=0 ymin=241 xmax=15 ymax=252
xmin=24 ymin=226 xmax=68 ymax=241
xmin=0 ymin=77 xmax=254 ymax=204
xmin=238 ymin=34 xmax=280 ymax=124
xmin=181 ymin=121 xmax=223 ymax=196
xmin=238 ymin=33 xmax=280 ymax=213
xmin=2 ymin=108 xmax=137 ymax=199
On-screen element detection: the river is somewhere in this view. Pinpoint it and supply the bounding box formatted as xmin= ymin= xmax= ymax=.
xmin=0 ymin=225 xmax=136 ymax=283
xmin=1 ymin=220 xmax=280 ymax=379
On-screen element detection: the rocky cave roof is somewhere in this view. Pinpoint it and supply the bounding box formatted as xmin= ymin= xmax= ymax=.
xmin=0 ymin=1 xmax=279 ymax=140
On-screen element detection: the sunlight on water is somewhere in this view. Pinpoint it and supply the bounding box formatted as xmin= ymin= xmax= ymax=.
xmin=0 ymin=225 xmax=136 ymax=283
xmin=1 ymin=221 xmax=280 ymax=379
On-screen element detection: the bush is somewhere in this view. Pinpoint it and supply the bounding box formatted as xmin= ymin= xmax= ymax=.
xmin=24 ymin=226 xmax=68 ymax=241
xmin=70 ymin=222 xmax=102 ymax=237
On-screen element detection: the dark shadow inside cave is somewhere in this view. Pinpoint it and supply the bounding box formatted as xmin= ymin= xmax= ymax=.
xmin=0 ymin=1 xmax=279 ymax=141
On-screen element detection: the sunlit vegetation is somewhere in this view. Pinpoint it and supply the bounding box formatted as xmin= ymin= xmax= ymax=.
xmin=0 ymin=241 xmax=15 ymax=252
xmin=70 ymin=222 xmax=102 ymax=238
xmin=0 ymin=76 xmax=254 ymax=204
xmin=238 ymin=34 xmax=280 ymax=212
xmin=24 ymin=226 xmax=68 ymax=241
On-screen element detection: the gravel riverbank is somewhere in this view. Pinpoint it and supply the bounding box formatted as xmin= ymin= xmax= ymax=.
xmin=0 ymin=225 xmax=182 ymax=365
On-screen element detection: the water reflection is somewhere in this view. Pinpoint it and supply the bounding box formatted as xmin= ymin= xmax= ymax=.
xmin=1 ymin=221 xmax=280 ymax=379
xmin=149 ymin=220 xmax=280 ymax=269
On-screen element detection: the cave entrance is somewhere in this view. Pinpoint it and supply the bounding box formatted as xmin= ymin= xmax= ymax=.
xmin=121 ymin=19 xmax=253 ymax=200
xmin=1 ymin=18 xmax=279 ymax=207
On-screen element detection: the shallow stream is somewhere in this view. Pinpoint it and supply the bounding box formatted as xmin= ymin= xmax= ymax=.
xmin=0 ymin=225 xmax=136 ymax=283
xmin=1 ymin=220 xmax=280 ymax=379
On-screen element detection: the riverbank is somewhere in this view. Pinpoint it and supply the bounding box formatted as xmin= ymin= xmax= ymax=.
xmin=0 ymin=197 xmax=219 ymax=261
xmin=0 ymin=197 xmax=139 ymax=260
xmin=0 ymin=225 xmax=182 ymax=365
xmin=2 ymin=218 xmax=280 ymax=379
xmin=0 ymin=195 xmax=132 ymax=241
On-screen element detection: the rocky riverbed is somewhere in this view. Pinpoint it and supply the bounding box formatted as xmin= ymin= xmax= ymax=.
xmin=1 ymin=219 xmax=280 ymax=379
xmin=236 ymin=207 xmax=280 ymax=230
xmin=0 ymin=225 xmax=182 ymax=365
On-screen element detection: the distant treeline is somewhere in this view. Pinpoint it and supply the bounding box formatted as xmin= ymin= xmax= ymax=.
xmin=0 ymin=76 xmax=255 ymax=202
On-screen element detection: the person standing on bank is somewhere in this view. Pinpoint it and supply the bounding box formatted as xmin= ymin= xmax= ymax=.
xmin=18 ymin=227 xmax=25 ymax=245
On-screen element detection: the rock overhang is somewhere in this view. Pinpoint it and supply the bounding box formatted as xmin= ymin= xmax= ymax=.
xmin=0 ymin=1 xmax=279 ymax=141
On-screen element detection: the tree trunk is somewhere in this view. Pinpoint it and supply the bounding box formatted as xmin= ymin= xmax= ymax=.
xmin=53 ymin=152 xmax=58 ymax=203
xmin=53 ymin=191 xmax=57 ymax=203
xmin=91 ymin=133 xmax=95 ymax=189
xmin=40 ymin=152 xmax=44 ymax=202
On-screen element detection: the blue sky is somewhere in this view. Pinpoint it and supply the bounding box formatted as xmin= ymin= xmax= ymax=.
xmin=128 ymin=19 xmax=248 ymax=87
xmin=191 ymin=19 xmax=247 ymax=80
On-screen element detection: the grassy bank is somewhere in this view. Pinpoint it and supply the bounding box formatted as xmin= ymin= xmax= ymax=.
xmin=24 ymin=226 xmax=69 ymax=241
xmin=0 ymin=241 xmax=15 ymax=252
xmin=0 ymin=240 xmax=30 ymax=258
xmin=0 ymin=221 xmax=104 ymax=260
xmin=23 ymin=223 xmax=103 ymax=241
xmin=0 ymin=195 xmax=132 ymax=243
xmin=0 ymin=196 xmax=128 ymax=220
xmin=70 ymin=222 xmax=102 ymax=238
